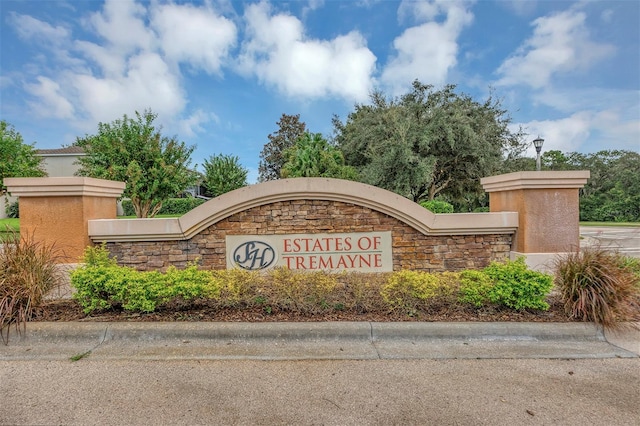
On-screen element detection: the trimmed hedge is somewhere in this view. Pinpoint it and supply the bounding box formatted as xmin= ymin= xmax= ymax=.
xmin=121 ymin=198 xmax=206 ymax=216
xmin=419 ymin=200 xmax=454 ymax=213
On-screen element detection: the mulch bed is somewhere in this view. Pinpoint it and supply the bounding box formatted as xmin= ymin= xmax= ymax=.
xmin=31 ymin=295 xmax=575 ymax=323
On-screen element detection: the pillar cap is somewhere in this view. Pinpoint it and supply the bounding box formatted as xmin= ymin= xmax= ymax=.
xmin=480 ymin=171 xmax=590 ymax=192
xmin=4 ymin=177 xmax=125 ymax=198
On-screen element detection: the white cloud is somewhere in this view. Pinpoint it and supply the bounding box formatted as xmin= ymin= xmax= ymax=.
xmin=11 ymin=0 xmax=239 ymax=132
xmin=8 ymin=12 xmax=70 ymax=44
xmin=397 ymin=0 xmax=441 ymax=22
xmin=84 ymin=0 xmax=155 ymax=56
xmin=496 ymin=9 xmax=614 ymax=89
xmin=151 ymin=3 xmax=236 ymax=74
xmin=25 ymin=76 xmax=75 ymax=119
xmin=0 ymin=76 xmax=12 ymax=89
xmin=516 ymin=107 xmax=640 ymax=155
xmin=589 ymin=110 xmax=640 ymax=152
xmin=497 ymin=0 xmax=538 ymax=17
xmin=303 ymin=0 xmax=325 ymax=16
xmin=516 ymin=112 xmax=593 ymax=154
xmin=382 ymin=0 xmax=473 ymax=94
xmin=532 ymin=87 xmax=639 ymax=115
xmin=72 ymin=52 xmax=185 ymax=126
xmin=179 ymin=110 xmax=219 ymax=138
xmin=601 ymin=9 xmax=614 ymax=24
xmin=237 ymin=2 xmax=376 ymax=102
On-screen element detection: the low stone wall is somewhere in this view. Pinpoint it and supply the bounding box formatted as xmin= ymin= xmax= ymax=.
xmin=105 ymin=200 xmax=512 ymax=272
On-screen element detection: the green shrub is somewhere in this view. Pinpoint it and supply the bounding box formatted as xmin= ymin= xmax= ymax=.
xmin=214 ymin=268 xmax=261 ymax=307
xmin=381 ymin=270 xmax=453 ymax=313
xmin=165 ymin=263 xmax=222 ymax=300
xmin=264 ymin=267 xmax=338 ymax=313
xmin=5 ymin=201 xmax=19 ymax=218
xmin=121 ymin=198 xmax=206 ymax=216
xmin=618 ymin=256 xmax=640 ymax=284
xmin=71 ymin=247 xmax=222 ymax=314
xmin=419 ymin=199 xmax=454 ymax=213
xmin=554 ymin=247 xmax=639 ymax=328
xmin=1 ymin=230 xmax=62 ymax=344
xmin=82 ymin=243 xmax=117 ymax=267
xmin=483 ymin=257 xmax=553 ymax=311
xmin=458 ymin=259 xmax=553 ymax=311
xmin=67 ymin=247 xmax=562 ymax=318
xmin=117 ymin=269 xmax=168 ymax=312
xmin=337 ymin=272 xmax=387 ymax=313
xmin=458 ymin=270 xmax=493 ymax=307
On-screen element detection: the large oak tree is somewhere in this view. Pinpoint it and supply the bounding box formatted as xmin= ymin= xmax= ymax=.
xmin=333 ymin=81 xmax=525 ymax=209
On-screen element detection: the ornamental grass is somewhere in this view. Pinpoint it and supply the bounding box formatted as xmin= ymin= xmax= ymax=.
xmin=554 ymin=246 xmax=640 ymax=330
xmin=0 ymin=229 xmax=63 ymax=344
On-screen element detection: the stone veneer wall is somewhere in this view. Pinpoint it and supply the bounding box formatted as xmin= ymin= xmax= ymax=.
xmin=105 ymin=200 xmax=512 ymax=272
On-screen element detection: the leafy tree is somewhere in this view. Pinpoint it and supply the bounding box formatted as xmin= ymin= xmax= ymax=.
xmin=541 ymin=150 xmax=575 ymax=171
xmin=281 ymin=132 xmax=359 ymax=180
xmin=576 ymin=150 xmax=640 ymax=222
xmin=509 ymin=149 xmax=640 ymax=222
xmin=334 ymin=81 xmax=525 ymax=209
xmin=75 ymin=110 xmax=197 ymax=218
xmin=258 ymin=113 xmax=307 ymax=182
xmin=0 ymin=120 xmax=46 ymax=194
xmin=202 ymin=154 xmax=248 ymax=197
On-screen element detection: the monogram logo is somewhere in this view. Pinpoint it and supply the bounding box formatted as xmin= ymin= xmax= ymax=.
xmin=232 ymin=241 xmax=276 ymax=270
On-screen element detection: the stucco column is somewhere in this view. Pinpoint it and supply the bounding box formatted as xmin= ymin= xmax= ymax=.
xmin=4 ymin=177 xmax=125 ymax=263
xmin=480 ymin=171 xmax=590 ymax=254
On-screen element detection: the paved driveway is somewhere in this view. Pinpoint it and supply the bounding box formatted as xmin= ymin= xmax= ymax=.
xmin=580 ymin=226 xmax=640 ymax=258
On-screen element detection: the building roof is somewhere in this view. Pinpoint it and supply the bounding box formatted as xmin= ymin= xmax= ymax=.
xmin=36 ymin=146 xmax=86 ymax=155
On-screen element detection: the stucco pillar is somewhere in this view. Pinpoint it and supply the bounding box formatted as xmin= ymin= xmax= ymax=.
xmin=480 ymin=171 xmax=590 ymax=264
xmin=4 ymin=177 xmax=125 ymax=263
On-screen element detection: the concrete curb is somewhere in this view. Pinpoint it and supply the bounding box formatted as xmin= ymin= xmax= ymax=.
xmin=12 ymin=321 xmax=605 ymax=343
xmin=3 ymin=322 xmax=638 ymax=361
xmin=370 ymin=322 xmax=605 ymax=341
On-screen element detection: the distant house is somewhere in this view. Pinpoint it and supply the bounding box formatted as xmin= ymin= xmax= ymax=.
xmin=1 ymin=146 xmax=88 ymax=218
xmin=36 ymin=146 xmax=86 ymax=177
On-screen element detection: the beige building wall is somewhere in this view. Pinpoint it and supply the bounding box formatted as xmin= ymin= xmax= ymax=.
xmin=36 ymin=146 xmax=86 ymax=177
xmin=39 ymin=155 xmax=83 ymax=177
xmin=0 ymin=194 xmax=18 ymax=219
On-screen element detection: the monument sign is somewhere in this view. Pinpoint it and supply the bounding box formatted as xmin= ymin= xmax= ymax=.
xmin=226 ymin=231 xmax=393 ymax=272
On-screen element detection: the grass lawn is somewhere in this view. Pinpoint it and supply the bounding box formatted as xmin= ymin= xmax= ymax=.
xmin=580 ymin=221 xmax=640 ymax=227
xmin=0 ymin=218 xmax=20 ymax=241
xmin=0 ymin=218 xmax=20 ymax=232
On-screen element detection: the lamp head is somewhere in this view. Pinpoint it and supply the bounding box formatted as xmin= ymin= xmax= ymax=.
xmin=533 ymin=137 xmax=544 ymax=153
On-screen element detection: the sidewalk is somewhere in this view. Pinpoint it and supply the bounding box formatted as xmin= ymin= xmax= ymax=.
xmin=2 ymin=321 xmax=638 ymax=361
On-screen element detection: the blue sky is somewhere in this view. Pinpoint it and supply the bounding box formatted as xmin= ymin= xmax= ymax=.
xmin=1 ymin=0 xmax=638 ymax=183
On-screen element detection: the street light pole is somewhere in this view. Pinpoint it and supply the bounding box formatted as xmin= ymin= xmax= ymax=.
xmin=533 ymin=137 xmax=544 ymax=171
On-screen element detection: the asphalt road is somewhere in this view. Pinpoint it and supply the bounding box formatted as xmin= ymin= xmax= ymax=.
xmin=580 ymin=226 xmax=640 ymax=258
xmin=1 ymin=226 xmax=637 ymax=425
xmin=2 ymin=322 xmax=639 ymax=425
xmin=2 ymin=358 xmax=639 ymax=425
